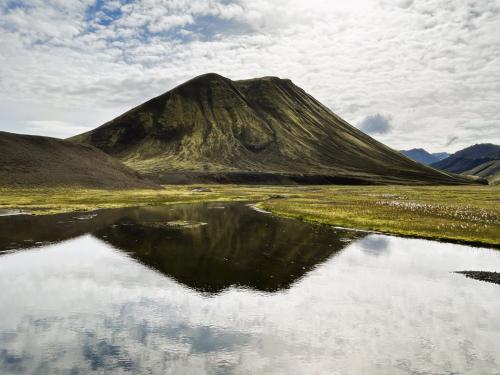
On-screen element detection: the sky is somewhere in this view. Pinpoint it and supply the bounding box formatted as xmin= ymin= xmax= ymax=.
xmin=0 ymin=0 xmax=499 ymax=153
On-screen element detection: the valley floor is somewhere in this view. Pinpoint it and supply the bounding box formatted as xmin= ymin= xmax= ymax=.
xmin=1 ymin=185 xmax=499 ymax=247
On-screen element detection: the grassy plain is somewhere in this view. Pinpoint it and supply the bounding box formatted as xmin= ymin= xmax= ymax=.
xmin=0 ymin=185 xmax=498 ymax=247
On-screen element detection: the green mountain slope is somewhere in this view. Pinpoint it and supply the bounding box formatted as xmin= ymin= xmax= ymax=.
xmin=0 ymin=131 xmax=159 ymax=189
xmin=71 ymin=73 xmax=473 ymax=185
xmin=462 ymin=160 xmax=500 ymax=185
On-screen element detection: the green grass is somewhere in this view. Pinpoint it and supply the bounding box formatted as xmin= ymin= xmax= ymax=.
xmin=257 ymin=186 xmax=500 ymax=247
xmin=1 ymin=185 xmax=499 ymax=247
xmin=0 ymin=185 xmax=283 ymax=214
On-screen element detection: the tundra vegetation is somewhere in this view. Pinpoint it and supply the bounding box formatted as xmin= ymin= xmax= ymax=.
xmin=1 ymin=185 xmax=498 ymax=247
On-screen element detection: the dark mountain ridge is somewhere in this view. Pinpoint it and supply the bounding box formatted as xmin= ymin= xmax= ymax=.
xmin=432 ymin=152 xmax=450 ymax=160
xmin=71 ymin=73 xmax=474 ymax=185
xmin=431 ymin=143 xmax=500 ymax=173
xmin=431 ymin=143 xmax=500 ymax=185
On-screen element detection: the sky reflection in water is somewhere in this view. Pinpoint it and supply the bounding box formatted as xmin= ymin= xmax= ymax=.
xmin=0 ymin=203 xmax=499 ymax=374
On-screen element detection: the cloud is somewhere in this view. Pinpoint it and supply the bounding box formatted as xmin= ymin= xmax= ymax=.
xmin=445 ymin=136 xmax=459 ymax=147
xmin=147 ymin=14 xmax=194 ymax=33
xmin=0 ymin=0 xmax=499 ymax=151
xmin=358 ymin=235 xmax=390 ymax=257
xmin=359 ymin=114 xmax=393 ymax=135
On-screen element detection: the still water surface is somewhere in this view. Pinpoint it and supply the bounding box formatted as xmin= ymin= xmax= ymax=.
xmin=0 ymin=202 xmax=499 ymax=374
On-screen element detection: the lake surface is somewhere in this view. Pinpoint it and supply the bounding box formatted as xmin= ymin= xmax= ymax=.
xmin=0 ymin=202 xmax=499 ymax=374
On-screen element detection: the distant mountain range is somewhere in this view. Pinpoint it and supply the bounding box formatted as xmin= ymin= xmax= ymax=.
xmin=400 ymin=148 xmax=450 ymax=165
xmin=0 ymin=131 xmax=158 ymax=189
xmin=431 ymin=144 xmax=500 ymax=185
xmin=70 ymin=73 xmax=471 ymax=185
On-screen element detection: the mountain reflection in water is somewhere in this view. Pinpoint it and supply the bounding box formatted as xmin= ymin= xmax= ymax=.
xmin=1 ymin=203 xmax=500 ymax=374
xmin=0 ymin=202 xmax=364 ymax=293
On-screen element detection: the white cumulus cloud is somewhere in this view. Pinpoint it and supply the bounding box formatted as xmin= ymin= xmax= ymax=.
xmin=359 ymin=114 xmax=393 ymax=135
xmin=0 ymin=0 xmax=499 ymax=152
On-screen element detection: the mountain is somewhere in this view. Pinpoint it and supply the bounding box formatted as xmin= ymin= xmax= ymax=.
xmin=431 ymin=144 xmax=500 ymax=174
xmin=461 ymin=160 xmax=500 ymax=185
xmin=71 ymin=73 xmax=473 ymax=185
xmin=432 ymin=152 xmax=450 ymax=161
xmin=400 ymin=148 xmax=449 ymax=165
xmin=0 ymin=131 xmax=158 ymax=189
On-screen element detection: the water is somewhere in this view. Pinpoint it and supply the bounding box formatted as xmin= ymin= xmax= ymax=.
xmin=0 ymin=203 xmax=499 ymax=374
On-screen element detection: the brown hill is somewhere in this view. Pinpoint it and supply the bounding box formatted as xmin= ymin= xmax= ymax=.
xmin=0 ymin=131 xmax=159 ymax=189
xmin=71 ymin=73 xmax=474 ymax=185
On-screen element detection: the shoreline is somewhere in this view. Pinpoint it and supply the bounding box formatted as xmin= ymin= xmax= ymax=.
xmin=1 ymin=185 xmax=498 ymax=248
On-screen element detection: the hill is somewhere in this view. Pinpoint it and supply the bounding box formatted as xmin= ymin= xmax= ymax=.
xmin=462 ymin=160 xmax=500 ymax=185
xmin=431 ymin=144 xmax=500 ymax=174
xmin=400 ymin=148 xmax=449 ymax=165
xmin=432 ymin=152 xmax=450 ymax=161
xmin=71 ymin=73 xmax=473 ymax=185
xmin=0 ymin=131 xmax=159 ymax=189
